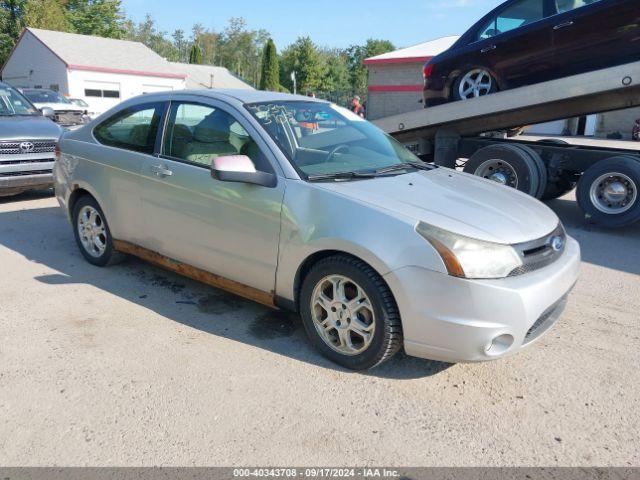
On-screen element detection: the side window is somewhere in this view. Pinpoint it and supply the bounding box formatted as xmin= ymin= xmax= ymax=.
xmin=497 ymin=0 xmax=545 ymax=33
xmin=555 ymin=0 xmax=599 ymax=14
xmin=163 ymin=102 xmax=272 ymax=172
xmin=94 ymin=102 xmax=164 ymax=154
xmin=478 ymin=0 xmax=545 ymax=39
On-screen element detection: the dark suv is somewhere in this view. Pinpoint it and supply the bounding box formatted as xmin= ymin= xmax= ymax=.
xmin=423 ymin=0 xmax=640 ymax=107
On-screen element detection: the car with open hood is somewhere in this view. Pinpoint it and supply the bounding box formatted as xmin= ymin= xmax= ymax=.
xmin=21 ymin=88 xmax=88 ymax=127
xmin=54 ymin=90 xmax=580 ymax=370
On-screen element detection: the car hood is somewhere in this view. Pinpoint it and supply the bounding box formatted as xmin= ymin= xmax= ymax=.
xmin=0 ymin=115 xmax=62 ymax=141
xmin=33 ymin=102 xmax=85 ymax=112
xmin=315 ymin=168 xmax=559 ymax=244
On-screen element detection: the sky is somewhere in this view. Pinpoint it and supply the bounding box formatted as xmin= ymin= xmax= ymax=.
xmin=120 ymin=0 xmax=504 ymax=50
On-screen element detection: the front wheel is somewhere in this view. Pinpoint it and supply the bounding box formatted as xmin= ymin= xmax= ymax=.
xmin=300 ymin=255 xmax=403 ymax=370
xmin=453 ymin=68 xmax=498 ymax=101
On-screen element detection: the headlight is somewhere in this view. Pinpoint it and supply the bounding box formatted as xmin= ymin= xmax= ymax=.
xmin=416 ymin=222 xmax=522 ymax=279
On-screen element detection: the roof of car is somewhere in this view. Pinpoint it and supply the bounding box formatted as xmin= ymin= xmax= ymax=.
xmin=174 ymin=89 xmax=330 ymax=105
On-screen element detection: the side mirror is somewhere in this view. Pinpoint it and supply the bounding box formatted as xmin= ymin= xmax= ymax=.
xmin=40 ymin=107 xmax=55 ymax=118
xmin=211 ymin=155 xmax=276 ymax=188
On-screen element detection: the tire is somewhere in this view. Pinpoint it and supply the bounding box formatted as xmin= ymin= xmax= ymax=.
xmin=576 ymin=156 xmax=640 ymax=228
xmin=452 ymin=68 xmax=498 ymax=101
xmin=299 ymin=255 xmax=403 ymax=370
xmin=510 ymin=144 xmax=548 ymax=199
xmin=72 ymin=195 xmax=124 ymax=266
xmin=463 ymin=144 xmax=540 ymax=197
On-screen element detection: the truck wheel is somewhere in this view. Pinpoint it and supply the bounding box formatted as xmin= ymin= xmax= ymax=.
xmin=72 ymin=195 xmax=124 ymax=266
xmin=510 ymin=144 xmax=548 ymax=199
xmin=576 ymin=156 xmax=640 ymax=228
xmin=299 ymin=255 xmax=403 ymax=370
xmin=463 ymin=144 xmax=540 ymax=197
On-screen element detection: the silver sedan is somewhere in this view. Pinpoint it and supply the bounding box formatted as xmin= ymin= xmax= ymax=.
xmin=54 ymin=90 xmax=580 ymax=370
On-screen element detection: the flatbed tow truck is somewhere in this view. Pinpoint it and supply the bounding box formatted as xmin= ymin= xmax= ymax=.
xmin=374 ymin=61 xmax=640 ymax=227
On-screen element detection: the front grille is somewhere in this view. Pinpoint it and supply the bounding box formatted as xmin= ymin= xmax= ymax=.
xmin=509 ymin=224 xmax=567 ymax=277
xmin=0 ymin=169 xmax=52 ymax=177
xmin=0 ymin=140 xmax=57 ymax=155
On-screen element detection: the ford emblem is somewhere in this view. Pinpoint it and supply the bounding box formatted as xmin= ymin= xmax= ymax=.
xmin=550 ymin=236 xmax=565 ymax=252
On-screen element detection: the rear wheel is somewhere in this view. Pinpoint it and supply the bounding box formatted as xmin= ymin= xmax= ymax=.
xmin=577 ymin=156 xmax=640 ymax=227
xmin=72 ymin=196 xmax=124 ymax=266
xmin=453 ymin=68 xmax=498 ymax=101
xmin=300 ymin=255 xmax=402 ymax=370
xmin=463 ymin=144 xmax=541 ymax=197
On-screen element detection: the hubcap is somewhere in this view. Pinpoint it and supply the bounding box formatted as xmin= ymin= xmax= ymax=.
xmin=475 ymin=159 xmax=519 ymax=189
xmin=459 ymin=69 xmax=493 ymax=99
xmin=77 ymin=206 xmax=108 ymax=257
xmin=589 ymin=172 xmax=637 ymax=214
xmin=310 ymin=275 xmax=375 ymax=356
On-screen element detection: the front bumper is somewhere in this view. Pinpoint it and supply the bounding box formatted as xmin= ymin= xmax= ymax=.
xmin=0 ymin=172 xmax=53 ymax=195
xmin=384 ymin=236 xmax=581 ymax=363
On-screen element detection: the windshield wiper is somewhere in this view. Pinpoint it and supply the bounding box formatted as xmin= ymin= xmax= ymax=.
xmin=307 ymin=171 xmax=380 ymax=182
xmin=374 ymin=161 xmax=435 ymax=174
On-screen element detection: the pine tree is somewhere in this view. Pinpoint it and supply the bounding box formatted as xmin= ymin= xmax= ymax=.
xmin=188 ymin=43 xmax=203 ymax=64
xmin=259 ymin=38 xmax=279 ymax=91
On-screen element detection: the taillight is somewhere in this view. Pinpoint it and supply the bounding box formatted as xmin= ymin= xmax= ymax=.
xmin=423 ymin=63 xmax=434 ymax=79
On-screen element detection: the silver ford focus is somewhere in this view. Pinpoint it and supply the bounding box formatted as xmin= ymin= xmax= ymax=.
xmin=54 ymin=90 xmax=580 ymax=370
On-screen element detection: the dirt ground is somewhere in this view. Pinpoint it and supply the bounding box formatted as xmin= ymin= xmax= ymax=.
xmin=0 ymin=190 xmax=638 ymax=466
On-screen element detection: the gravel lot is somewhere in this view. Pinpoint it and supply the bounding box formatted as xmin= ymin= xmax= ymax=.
xmin=0 ymin=190 xmax=638 ymax=466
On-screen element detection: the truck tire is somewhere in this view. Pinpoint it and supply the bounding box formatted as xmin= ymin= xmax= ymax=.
xmin=463 ymin=144 xmax=540 ymax=197
xmin=299 ymin=255 xmax=403 ymax=370
xmin=576 ymin=156 xmax=640 ymax=228
xmin=510 ymin=144 xmax=548 ymax=199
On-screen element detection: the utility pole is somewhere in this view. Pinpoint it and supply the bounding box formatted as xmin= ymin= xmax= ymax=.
xmin=291 ymin=71 xmax=297 ymax=95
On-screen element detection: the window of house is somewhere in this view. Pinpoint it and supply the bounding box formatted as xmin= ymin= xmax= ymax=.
xmin=93 ymin=102 xmax=164 ymax=154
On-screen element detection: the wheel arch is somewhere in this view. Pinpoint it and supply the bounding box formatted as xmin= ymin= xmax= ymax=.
xmin=290 ymin=249 xmax=395 ymax=313
xmin=66 ymin=182 xmax=105 ymax=218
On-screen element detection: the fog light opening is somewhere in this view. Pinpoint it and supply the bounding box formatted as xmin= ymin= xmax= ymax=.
xmin=485 ymin=334 xmax=514 ymax=356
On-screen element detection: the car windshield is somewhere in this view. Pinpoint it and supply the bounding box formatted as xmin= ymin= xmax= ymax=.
xmin=0 ymin=86 xmax=39 ymax=116
xmin=246 ymin=101 xmax=421 ymax=179
xmin=24 ymin=90 xmax=71 ymax=104
xmin=71 ymin=99 xmax=89 ymax=107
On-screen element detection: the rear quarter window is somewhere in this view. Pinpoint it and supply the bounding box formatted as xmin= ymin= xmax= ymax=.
xmin=93 ymin=102 xmax=165 ymax=154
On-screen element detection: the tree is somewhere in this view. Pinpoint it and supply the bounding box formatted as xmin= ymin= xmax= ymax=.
xmin=124 ymin=14 xmax=178 ymax=61
xmin=0 ymin=0 xmax=27 ymax=64
xmin=280 ymin=36 xmax=323 ymax=94
xmin=259 ymin=38 xmax=279 ymax=91
xmin=65 ymin=0 xmax=125 ymax=38
xmin=24 ymin=0 xmax=68 ymax=31
xmin=346 ymin=39 xmax=395 ymax=97
xmin=188 ymin=42 xmax=202 ymax=64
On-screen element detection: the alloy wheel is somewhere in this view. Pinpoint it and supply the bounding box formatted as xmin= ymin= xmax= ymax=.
xmin=589 ymin=172 xmax=638 ymax=214
xmin=77 ymin=205 xmax=108 ymax=258
xmin=459 ymin=69 xmax=494 ymax=99
xmin=310 ymin=275 xmax=376 ymax=356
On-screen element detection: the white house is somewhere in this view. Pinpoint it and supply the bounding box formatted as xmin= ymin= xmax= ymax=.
xmin=1 ymin=28 xmax=253 ymax=116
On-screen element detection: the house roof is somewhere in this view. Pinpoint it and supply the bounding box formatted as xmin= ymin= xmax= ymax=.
xmin=22 ymin=28 xmax=186 ymax=79
xmin=364 ymin=36 xmax=460 ymax=65
xmin=169 ymin=63 xmax=254 ymax=90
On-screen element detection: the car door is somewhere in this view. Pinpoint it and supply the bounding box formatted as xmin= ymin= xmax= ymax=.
xmin=472 ymin=0 xmax=556 ymax=88
xmin=138 ymin=99 xmax=285 ymax=294
xmin=551 ymin=0 xmax=640 ymax=77
xmin=89 ymin=101 xmax=166 ymax=244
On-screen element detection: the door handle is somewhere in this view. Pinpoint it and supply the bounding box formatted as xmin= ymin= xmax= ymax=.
xmin=151 ymin=164 xmax=173 ymax=177
xmin=481 ymin=45 xmax=497 ymax=53
xmin=554 ymin=21 xmax=574 ymax=30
